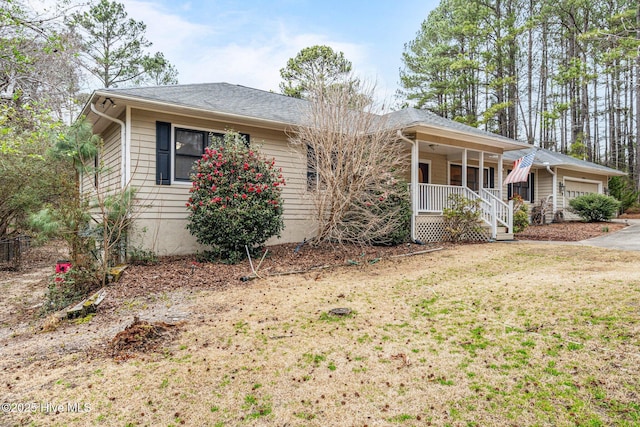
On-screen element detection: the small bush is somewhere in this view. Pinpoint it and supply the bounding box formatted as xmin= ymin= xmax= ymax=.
xmin=568 ymin=193 xmax=621 ymax=222
xmin=128 ymin=247 xmax=158 ymax=265
xmin=369 ymin=182 xmax=411 ymax=246
xmin=340 ymin=180 xmax=411 ymax=246
xmin=186 ymin=132 xmax=285 ymax=263
xmin=42 ymin=267 xmax=100 ymax=313
xmin=442 ymin=194 xmax=484 ymax=242
xmin=511 ymin=194 xmax=529 ymax=233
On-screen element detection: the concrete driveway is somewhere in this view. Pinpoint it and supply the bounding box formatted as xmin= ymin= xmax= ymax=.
xmin=580 ymin=219 xmax=640 ymax=251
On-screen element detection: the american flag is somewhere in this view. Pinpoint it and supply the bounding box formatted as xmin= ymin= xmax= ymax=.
xmin=503 ymin=150 xmax=536 ymax=185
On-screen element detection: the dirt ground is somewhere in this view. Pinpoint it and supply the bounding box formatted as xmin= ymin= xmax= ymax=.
xmin=515 ymin=220 xmax=627 ymax=241
xmin=0 ymin=220 xmax=637 ymax=426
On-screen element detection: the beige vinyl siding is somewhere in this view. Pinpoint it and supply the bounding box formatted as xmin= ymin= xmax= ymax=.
xmin=100 ymin=122 xmax=123 ymax=192
xmin=419 ymin=152 xmax=448 ymax=185
xmin=81 ymin=121 xmax=122 ymax=197
xmin=127 ymin=108 xmax=314 ymax=255
xmin=533 ymin=168 xmax=555 ymax=223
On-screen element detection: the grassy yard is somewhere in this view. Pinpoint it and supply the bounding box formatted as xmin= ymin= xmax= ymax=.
xmin=2 ymin=243 xmax=639 ymax=426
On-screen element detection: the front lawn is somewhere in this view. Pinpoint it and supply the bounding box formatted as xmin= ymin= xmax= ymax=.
xmin=1 ymin=243 xmax=639 ymax=426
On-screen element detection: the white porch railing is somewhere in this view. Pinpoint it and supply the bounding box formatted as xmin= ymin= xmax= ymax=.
xmin=480 ymin=188 xmax=513 ymax=232
xmin=483 ymin=188 xmax=501 ymax=198
xmin=416 ymin=183 xmax=466 ymax=213
xmin=413 ymin=183 xmax=513 ymax=239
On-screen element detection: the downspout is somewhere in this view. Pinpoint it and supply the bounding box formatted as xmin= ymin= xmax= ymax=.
xmin=90 ymin=101 xmax=126 ymax=189
xmin=545 ymin=163 xmax=557 ymax=214
xmin=397 ymin=130 xmax=418 ymax=241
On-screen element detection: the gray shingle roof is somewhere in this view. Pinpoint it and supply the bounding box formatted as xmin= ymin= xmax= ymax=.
xmin=503 ymin=147 xmax=625 ymax=176
xmin=93 ymin=83 xmax=623 ymax=176
xmin=99 ymin=82 xmax=310 ymax=125
xmin=383 ymin=108 xmax=527 ymax=146
xmin=95 ymin=83 xmax=523 ymax=148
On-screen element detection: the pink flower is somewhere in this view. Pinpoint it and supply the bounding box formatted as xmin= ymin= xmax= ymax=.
xmin=243 ymin=163 xmax=249 ymax=171
xmin=242 ymin=194 xmax=248 ymax=199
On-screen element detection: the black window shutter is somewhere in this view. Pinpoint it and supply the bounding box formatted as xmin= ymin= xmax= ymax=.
xmin=489 ymin=167 xmax=495 ymax=188
xmin=529 ymin=172 xmax=535 ymax=202
xmin=156 ymin=121 xmax=171 ymax=185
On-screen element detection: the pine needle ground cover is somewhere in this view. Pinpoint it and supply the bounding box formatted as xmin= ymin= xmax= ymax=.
xmin=2 ymin=243 xmax=639 ymax=426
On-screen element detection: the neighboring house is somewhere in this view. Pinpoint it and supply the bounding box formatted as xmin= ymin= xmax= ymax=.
xmin=80 ymin=83 xmax=624 ymax=255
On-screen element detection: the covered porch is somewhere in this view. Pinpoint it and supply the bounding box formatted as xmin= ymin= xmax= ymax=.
xmin=399 ymin=133 xmax=515 ymax=242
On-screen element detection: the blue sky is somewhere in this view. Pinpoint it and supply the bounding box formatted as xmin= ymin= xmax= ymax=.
xmin=117 ymin=0 xmax=439 ymax=103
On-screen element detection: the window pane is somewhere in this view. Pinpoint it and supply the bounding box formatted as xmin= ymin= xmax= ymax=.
xmin=175 ymin=155 xmax=197 ymax=181
xmin=467 ymin=167 xmax=479 ymax=191
xmin=450 ymin=165 xmax=462 ymax=186
xmin=176 ymin=129 xmax=204 ymax=156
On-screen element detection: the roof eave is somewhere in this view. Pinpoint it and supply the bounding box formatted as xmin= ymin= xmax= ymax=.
xmin=405 ymin=123 xmax=530 ymax=151
xmin=554 ymin=164 xmax=627 ymax=176
xmin=82 ymin=90 xmax=296 ymax=132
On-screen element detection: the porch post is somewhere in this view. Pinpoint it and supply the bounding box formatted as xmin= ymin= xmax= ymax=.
xmin=462 ymin=149 xmax=468 ymax=188
xmin=497 ymin=154 xmax=504 ymax=200
xmin=478 ymin=151 xmax=484 ymax=191
xmin=411 ymin=138 xmax=419 ymax=240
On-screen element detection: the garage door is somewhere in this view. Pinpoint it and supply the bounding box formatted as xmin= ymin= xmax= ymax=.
xmin=565 ymin=180 xmax=599 ymax=200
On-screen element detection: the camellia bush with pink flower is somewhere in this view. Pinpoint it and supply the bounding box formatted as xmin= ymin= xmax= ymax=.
xmin=186 ymin=132 xmax=285 ymax=263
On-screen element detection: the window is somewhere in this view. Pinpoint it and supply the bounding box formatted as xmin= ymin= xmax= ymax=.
xmin=450 ymin=165 xmax=494 ymax=191
xmin=156 ymin=121 xmax=250 ymax=185
xmin=173 ymin=128 xmax=250 ymax=182
xmin=306 ymin=145 xmax=338 ymax=191
xmin=94 ymin=152 xmax=99 ymax=188
xmin=307 ymin=145 xmax=318 ymax=190
xmin=507 ymin=172 xmax=535 ymax=202
xmin=175 ymin=128 xmax=208 ymax=181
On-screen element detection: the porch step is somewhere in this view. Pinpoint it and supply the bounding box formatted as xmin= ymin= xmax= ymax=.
xmin=495 ymin=231 xmax=514 ymax=241
xmin=481 ymin=225 xmax=514 ymax=241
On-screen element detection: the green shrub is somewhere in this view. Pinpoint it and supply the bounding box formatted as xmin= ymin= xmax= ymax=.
xmin=568 ymin=193 xmax=621 ymax=222
xmin=511 ymin=194 xmax=529 ymax=233
xmin=369 ymin=181 xmax=411 ymax=246
xmin=128 ymin=247 xmax=158 ymax=265
xmin=186 ymin=132 xmax=285 ymax=263
xmin=340 ymin=180 xmax=411 ymax=246
xmin=442 ymin=194 xmax=484 ymax=242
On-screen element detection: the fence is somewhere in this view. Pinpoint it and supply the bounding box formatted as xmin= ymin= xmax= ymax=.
xmin=0 ymin=236 xmax=31 ymax=269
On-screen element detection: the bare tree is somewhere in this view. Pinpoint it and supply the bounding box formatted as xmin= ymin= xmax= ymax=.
xmin=290 ymin=79 xmax=410 ymax=246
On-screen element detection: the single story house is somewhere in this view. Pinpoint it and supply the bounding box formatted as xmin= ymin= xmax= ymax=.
xmin=80 ymin=83 xmax=624 ymax=255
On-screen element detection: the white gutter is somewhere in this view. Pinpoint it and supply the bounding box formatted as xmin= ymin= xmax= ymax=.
xmin=90 ymin=101 xmax=127 ymax=189
xmin=544 ymin=163 xmax=558 ymax=213
xmin=397 ymin=130 xmax=418 ymax=241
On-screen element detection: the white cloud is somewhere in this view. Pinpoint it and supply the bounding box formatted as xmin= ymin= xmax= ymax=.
xmin=108 ymin=1 xmax=392 ymax=100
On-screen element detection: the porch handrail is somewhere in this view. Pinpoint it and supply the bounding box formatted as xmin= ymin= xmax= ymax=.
xmin=413 ymin=183 xmax=513 ymax=239
xmin=415 ymin=183 xmax=466 ymax=213
xmin=480 ymin=188 xmax=513 ymax=232
xmin=462 ymin=187 xmax=495 ymax=235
